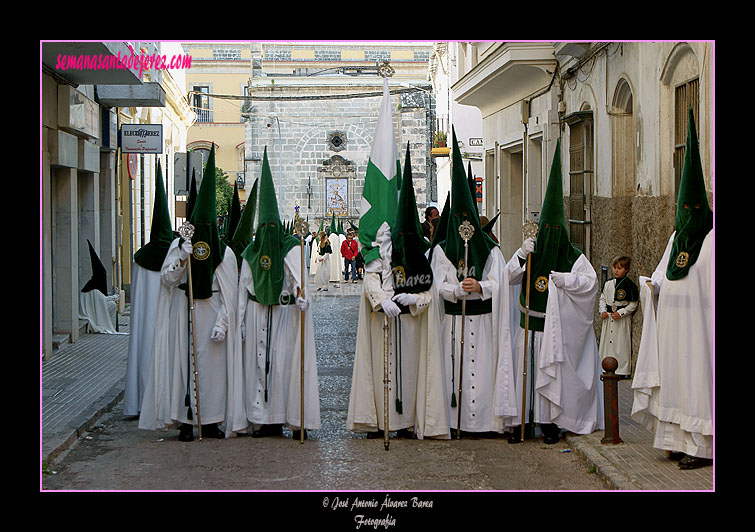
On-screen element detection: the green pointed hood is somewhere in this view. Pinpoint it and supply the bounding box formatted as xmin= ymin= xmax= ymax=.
xmin=82 ymin=239 xmax=108 ymax=295
xmin=440 ymin=127 xmax=496 ymax=281
xmin=134 ymin=160 xmax=173 ymax=272
xmin=241 ymin=147 xmax=299 ymax=306
xmin=225 ymin=182 xmax=242 ymax=246
xmin=329 ymin=213 xmax=337 ymax=234
xmin=231 ymin=178 xmax=259 ymax=266
xmin=666 ymin=108 xmax=713 ymax=280
xmin=337 ymin=217 xmax=345 ymax=235
xmin=186 ymin=169 xmax=198 ymax=221
xmin=429 ymin=192 xmax=450 ymax=261
xmin=522 ymin=139 xmax=582 ymax=330
xmin=318 ymin=218 xmax=324 ymax=234
xmin=391 ymin=144 xmax=433 ymax=297
xmin=184 ymin=145 xmax=226 ymax=300
xmin=467 ymin=162 xmax=479 ymax=214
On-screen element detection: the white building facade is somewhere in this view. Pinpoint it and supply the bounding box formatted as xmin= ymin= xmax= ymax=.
xmin=448 ymin=41 xmax=714 ymax=371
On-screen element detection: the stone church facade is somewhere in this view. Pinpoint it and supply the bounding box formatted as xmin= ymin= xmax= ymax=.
xmin=242 ymin=42 xmax=435 ymax=230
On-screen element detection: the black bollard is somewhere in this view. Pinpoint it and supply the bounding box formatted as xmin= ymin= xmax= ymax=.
xmin=600 ymin=356 xmax=623 ymax=445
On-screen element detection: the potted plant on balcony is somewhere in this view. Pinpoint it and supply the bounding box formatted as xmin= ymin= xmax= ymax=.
xmin=433 ymin=130 xmax=447 ymax=148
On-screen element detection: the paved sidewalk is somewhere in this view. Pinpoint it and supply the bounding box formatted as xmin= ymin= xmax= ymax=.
xmin=41 ymin=276 xmax=713 ymax=490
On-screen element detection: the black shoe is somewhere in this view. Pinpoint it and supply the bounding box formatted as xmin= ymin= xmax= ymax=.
xmin=507 ymin=424 xmax=535 ymax=443
xmin=366 ymin=430 xmax=385 ymax=439
xmin=666 ymin=451 xmax=685 ymax=461
xmin=292 ymin=429 xmax=308 ymax=440
xmin=178 ymin=423 xmax=195 ymax=442
xmin=201 ymin=423 xmax=225 ymax=439
xmin=252 ymin=424 xmax=284 ymax=438
xmin=678 ymin=455 xmax=712 ymax=470
xmin=541 ymin=423 xmax=561 ymax=444
xmin=396 ymin=428 xmax=416 ymax=439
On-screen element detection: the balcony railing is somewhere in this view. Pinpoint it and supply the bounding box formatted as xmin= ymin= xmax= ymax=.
xmin=193 ymin=106 xmax=213 ymax=123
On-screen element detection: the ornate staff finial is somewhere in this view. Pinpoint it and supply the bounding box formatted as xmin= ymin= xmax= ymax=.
xmin=459 ymin=219 xmax=475 ymax=242
xmin=522 ymin=219 xmax=539 ymax=240
xmin=294 ymin=215 xmax=309 ymax=238
xmin=179 ymin=220 xmax=195 ymax=240
xmin=378 ymin=60 xmax=395 ymax=78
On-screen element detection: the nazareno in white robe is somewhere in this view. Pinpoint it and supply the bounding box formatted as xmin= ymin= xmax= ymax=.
xmin=138 ymin=239 xmax=247 ymax=438
xmin=345 ymin=265 xmax=449 ymax=439
xmin=238 ymin=245 xmax=321 ymax=431
xmin=309 ymin=235 xmax=319 ymax=276
xmin=631 ymin=230 xmax=713 ymax=459
xmin=496 ymin=253 xmax=604 ymax=435
xmin=328 ymin=232 xmax=342 ymax=282
xmin=431 ymin=245 xmax=509 ymax=433
xmin=124 ymin=264 xmax=162 ymax=416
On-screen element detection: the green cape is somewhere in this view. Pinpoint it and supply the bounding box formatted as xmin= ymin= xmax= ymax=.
xmin=231 ymin=178 xmax=259 ymax=267
xmin=240 ymin=147 xmax=299 ymax=306
xmin=428 ymin=192 xmax=450 ymax=261
xmin=666 ymin=108 xmax=713 ymax=280
xmin=183 ymin=145 xmax=226 ymax=300
xmin=391 ymin=144 xmax=433 ymax=297
xmin=440 ymin=128 xmax=496 ymax=282
xmin=521 ymin=139 xmax=582 ymax=331
xmin=186 ymin=169 xmax=198 ymax=221
xmin=133 ymin=160 xmax=173 ymax=272
xmin=225 ymin=182 xmax=242 ymax=246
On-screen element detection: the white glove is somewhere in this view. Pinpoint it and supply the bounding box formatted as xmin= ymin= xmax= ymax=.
xmin=392 ymin=292 xmax=417 ymax=307
xmin=240 ymin=321 xmax=246 ymax=342
xmin=550 ymin=271 xmax=566 ymax=289
xmin=296 ymin=296 xmax=310 ymax=312
xmin=179 ymin=239 xmax=193 ymax=260
xmin=517 ymin=237 xmax=536 ymax=259
xmin=453 ymin=283 xmax=468 ymax=299
xmin=210 ymin=325 xmax=226 ymax=343
xmin=381 ymin=298 xmax=401 ymax=318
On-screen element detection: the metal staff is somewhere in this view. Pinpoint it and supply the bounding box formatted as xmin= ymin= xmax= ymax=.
xmin=456 ymin=220 xmax=475 ymax=439
xmin=295 ymin=214 xmax=309 ymax=444
xmin=383 ymin=313 xmax=390 ymax=451
xmin=518 ymin=220 xmax=539 ymax=443
xmin=178 ymin=221 xmax=202 ymax=441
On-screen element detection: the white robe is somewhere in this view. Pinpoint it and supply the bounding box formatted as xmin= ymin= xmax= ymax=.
xmin=431 ymin=246 xmax=509 ymax=433
xmin=346 ymin=269 xmax=449 ymax=439
xmin=314 ymin=245 xmax=331 ymax=289
xmin=328 ymin=233 xmax=342 ymax=282
xmin=598 ymin=278 xmax=638 ymax=376
xmin=124 ymin=264 xmax=162 ymax=416
xmin=497 ymin=253 xmax=604 ymax=435
xmin=309 ymin=236 xmax=320 ymax=276
xmin=238 ymin=245 xmax=321 ymax=431
xmin=79 ymin=290 xmax=123 ymax=335
xmin=138 ymin=239 xmax=247 ymax=438
xmin=631 ymin=231 xmax=713 ymax=459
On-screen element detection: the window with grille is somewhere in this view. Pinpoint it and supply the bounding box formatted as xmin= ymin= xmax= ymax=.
xmin=674 ymin=78 xmax=699 ymax=197
xmin=566 ymin=111 xmax=594 ymax=254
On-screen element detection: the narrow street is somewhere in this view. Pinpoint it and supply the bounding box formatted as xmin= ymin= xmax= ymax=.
xmin=41 ymin=291 xmax=608 ymax=495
